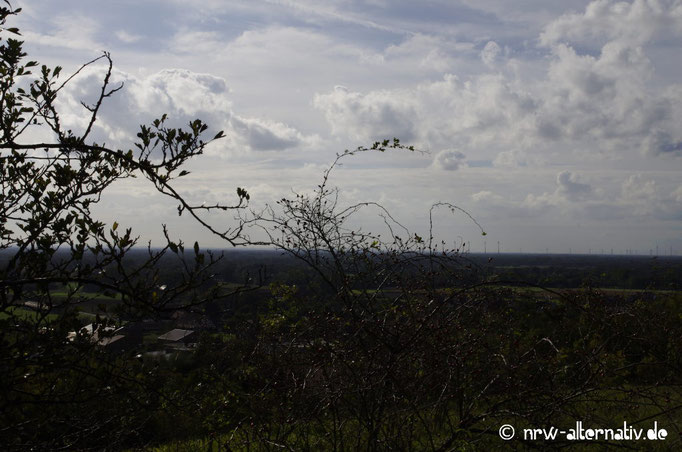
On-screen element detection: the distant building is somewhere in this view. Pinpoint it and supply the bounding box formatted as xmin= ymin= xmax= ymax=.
xmin=23 ymin=300 xmax=48 ymax=312
xmin=67 ymin=323 xmax=140 ymax=353
xmin=158 ymin=328 xmax=196 ymax=349
xmin=118 ymin=319 xmax=164 ymax=340
xmin=97 ymin=334 xmax=130 ymax=353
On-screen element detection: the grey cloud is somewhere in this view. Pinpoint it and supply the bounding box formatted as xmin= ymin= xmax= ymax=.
xmin=535 ymin=118 xmax=562 ymax=140
xmin=556 ymin=171 xmax=593 ymax=201
xmin=230 ymin=116 xmax=307 ymax=151
xmin=434 ymin=150 xmax=467 ymax=170
xmin=525 ymin=171 xmax=594 ymax=206
xmin=480 ymin=41 xmax=501 ymax=67
xmin=643 ymin=129 xmax=682 ymax=156
xmin=493 ymin=150 xmax=528 ymax=167
xmin=540 ymin=0 xmax=682 ymax=48
xmin=583 ymin=203 xmax=629 ymax=220
xmin=22 ymin=12 xmax=103 ymax=51
xmin=166 ymin=1 xmax=682 ymax=165
xmin=54 ymin=65 xmax=314 ymax=155
xmin=56 ymin=66 xmax=232 ymax=145
xmin=621 ymin=174 xmax=656 ymax=202
xmin=310 ymin=1 xmax=682 ymax=161
xmin=472 ymin=189 xmax=551 ymax=218
xmin=672 ymin=186 xmax=682 ymax=203
xmin=314 ymin=72 xmax=536 ymax=150
xmin=313 ymin=86 xmax=417 ymax=141
xmin=115 ymin=30 xmax=142 ymax=44
xmin=533 ymin=2 xmax=682 ymax=155
xmin=474 ymin=171 xmax=596 ymax=217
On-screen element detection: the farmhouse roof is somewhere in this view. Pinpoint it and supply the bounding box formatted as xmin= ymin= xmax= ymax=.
xmin=158 ymin=328 xmax=195 ymax=342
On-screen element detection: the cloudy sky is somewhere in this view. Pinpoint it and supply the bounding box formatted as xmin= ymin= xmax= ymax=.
xmin=13 ymin=0 xmax=682 ymax=254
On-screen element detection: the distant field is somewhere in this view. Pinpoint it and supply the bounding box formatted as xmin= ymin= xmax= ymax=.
xmin=0 ymin=306 xmax=59 ymax=323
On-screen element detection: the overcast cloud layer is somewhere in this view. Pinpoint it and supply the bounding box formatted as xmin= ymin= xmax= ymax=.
xmin=14 ymin=0 xmax=682 ymax=254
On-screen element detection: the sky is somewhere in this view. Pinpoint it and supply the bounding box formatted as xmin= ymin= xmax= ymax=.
xmin=11 ymin=0 xmax=682 ymax=254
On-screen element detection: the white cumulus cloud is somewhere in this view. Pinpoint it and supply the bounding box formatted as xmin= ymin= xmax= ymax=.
xmin=313 ymin=85 xmax=418 ymax=141
xmin=52 ymin=65 xmax=313 ymax=155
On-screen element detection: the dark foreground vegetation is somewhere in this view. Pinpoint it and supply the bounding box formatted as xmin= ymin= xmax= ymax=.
xmin=1 ymin=3 xmax=681 ymax=450
xmin=3 ymin=249 xmax=681 ymax=451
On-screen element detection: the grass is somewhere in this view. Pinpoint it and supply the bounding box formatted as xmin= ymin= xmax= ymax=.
xmin=144 ymin=387 xmax=681 ymax=452
xmin=48 ymin=290 xmax=122 ymax=300
xmin=0 ymin=306 xmax=59 ymax=323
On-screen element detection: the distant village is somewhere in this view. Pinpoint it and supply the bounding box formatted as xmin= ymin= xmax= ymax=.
xmin=22 ymin=295 xmax=220 ymax=358
xmin=65 ymin=308 xmax=216 ymax=356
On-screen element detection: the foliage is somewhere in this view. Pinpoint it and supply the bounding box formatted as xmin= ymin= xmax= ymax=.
xmin=0 ymin=3 xmax=248 ymax=449
xmin=189 ymin=150 xmax=681 ymax=450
